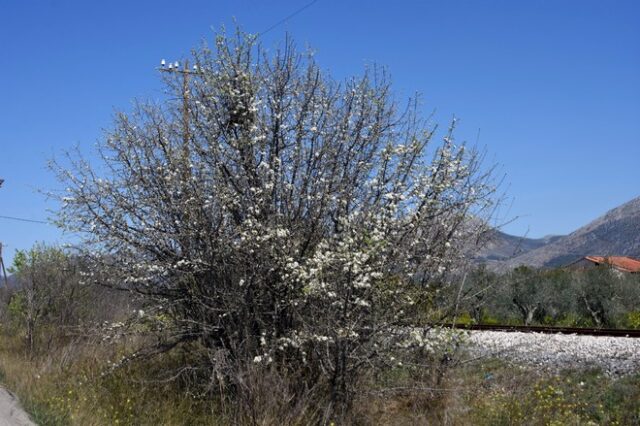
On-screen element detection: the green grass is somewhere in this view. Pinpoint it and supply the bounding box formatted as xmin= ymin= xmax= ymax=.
xmin=464 ymin=366 xmax=640 ymax=425
xmin=0 ymin=334 xmax=225 ymax=426
xmin=1 ymin=331 xmax=639 ymax=425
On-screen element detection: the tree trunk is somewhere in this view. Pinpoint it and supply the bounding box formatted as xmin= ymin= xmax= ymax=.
xmin=26 ymin=317 xmax=35 ymax=355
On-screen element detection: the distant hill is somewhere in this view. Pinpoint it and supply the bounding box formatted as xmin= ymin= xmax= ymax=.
xmin=1 ymin=273 xmax=18 ymax=289
xmin=474 ymin=230 xmax=562 ymax=264
xmin=477 ymin=196 xmax=640 ymax=270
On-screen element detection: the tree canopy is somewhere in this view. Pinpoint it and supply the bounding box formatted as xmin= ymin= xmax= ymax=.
xmin=51 ymin=29 xmax=497 ymax=416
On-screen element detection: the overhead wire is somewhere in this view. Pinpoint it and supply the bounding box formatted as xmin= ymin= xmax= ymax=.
xmin=258 ymin=0 xmax=319 ymax=37
xmin=0 ymin=3 xmax=320 ymax=232
xmin=0 ymin=214 xmax=49 ymax=225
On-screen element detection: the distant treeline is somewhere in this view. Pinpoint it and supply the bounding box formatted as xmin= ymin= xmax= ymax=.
xmin=448 ymin=265 xmax=640 ymax=329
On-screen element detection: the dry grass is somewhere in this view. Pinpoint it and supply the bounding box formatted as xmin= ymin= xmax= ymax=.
xmin=0 ymin=330 xmax=638 ymax=425
xmin=0 ymin=332 xmax=223 ymax=425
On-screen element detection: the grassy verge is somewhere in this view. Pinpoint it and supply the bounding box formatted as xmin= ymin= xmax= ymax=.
xmin=0 ymin=334 xmax=223 ymax=425
xmin=354 ymin=360 xmax=640 ymax=425
xmin=460 ymin=363 xmax=640 ymax=425
xmin=0 ymin=332 xmax=638 ymax=425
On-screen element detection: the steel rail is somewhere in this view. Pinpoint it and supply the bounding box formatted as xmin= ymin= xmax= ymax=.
xmin=436 ymin=323 xmax=640 ymax=338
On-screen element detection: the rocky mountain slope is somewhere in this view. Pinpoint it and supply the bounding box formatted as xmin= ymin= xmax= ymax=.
xmin=474 ymin=230 xmax=561 ymax=264
xmin=0 ymin=274 xmax=17 ymax=288
xmin=478 ymin=196 xmax=640 ymax=270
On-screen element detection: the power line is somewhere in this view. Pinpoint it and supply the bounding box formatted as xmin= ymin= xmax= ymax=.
xmin=0 ymin=214 xmax=49 ymax=225
xmin=0 ymin=5 xmax=319 ymax=230
xmin=258 ymin=0 xmax=319 ymax=36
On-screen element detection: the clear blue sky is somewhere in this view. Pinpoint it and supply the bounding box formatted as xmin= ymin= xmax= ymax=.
xmin=1 ymin=0 xmax=639 ymax=265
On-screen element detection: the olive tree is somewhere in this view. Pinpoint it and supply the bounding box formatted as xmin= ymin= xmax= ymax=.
xmin=505 ymin=266 xmax=549 ymax=325
xmin=51 ymin=29 xmax=497 ymax=414
xmin=573 ymin=268 xmax=621 ymax=328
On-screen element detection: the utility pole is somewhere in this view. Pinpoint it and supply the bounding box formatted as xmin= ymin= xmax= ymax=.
xmin=0 ymin=242 xmax=7 ymax=287
xmin=158 ymin=59 xmax=201 ymax=252
xmin=158 ymin=59 xmax=199 ymax=173
xmin=0 ymin=179 xmax=7 ymax=287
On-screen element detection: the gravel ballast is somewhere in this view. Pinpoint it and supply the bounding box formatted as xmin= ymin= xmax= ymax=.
xmin=463 ymin=330 xmax=640 ymax=375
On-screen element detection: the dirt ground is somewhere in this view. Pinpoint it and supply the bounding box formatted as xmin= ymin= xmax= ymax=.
xmin=0 ymin=387 xmax=34 ymax=426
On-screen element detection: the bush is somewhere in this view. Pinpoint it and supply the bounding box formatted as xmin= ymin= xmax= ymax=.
xmin=626 ymin=311 xmax=640 ymax=329
xmin=49 ymin=27 xmax=497 ymax=417
xmin=7 ymin=245 xmax=89 ymax=354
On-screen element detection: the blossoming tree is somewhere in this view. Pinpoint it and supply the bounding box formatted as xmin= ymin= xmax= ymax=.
xmin=52 ymin=29 xmax=497 ymax=414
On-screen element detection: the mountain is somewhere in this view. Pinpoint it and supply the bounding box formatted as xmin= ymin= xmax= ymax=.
xmin=490 ymin=196 xmax=640 ymax=270
xmin=474 ymin=230 xmax=562 ymax=264
xmin=1 ymin=273 xmax=18 ymax=289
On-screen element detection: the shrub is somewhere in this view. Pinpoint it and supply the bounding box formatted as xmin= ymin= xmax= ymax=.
xmin=50 ymin=28 xmax=497 ymax=418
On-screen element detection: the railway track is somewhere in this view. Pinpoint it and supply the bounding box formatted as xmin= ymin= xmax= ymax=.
xmin=439 ymin=323 xmax=640 ymax=338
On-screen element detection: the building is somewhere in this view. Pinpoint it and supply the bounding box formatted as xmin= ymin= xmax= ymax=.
xmin=565 ymin=256 xmax=640 ymax=273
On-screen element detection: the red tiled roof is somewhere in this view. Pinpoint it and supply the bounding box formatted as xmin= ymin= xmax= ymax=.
xmin=585 ymin=256 xmax=640 ymax=273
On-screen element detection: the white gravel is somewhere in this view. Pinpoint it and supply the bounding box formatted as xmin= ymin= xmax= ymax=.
xmin=463 ymin=331 xmax=640 ymax=376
